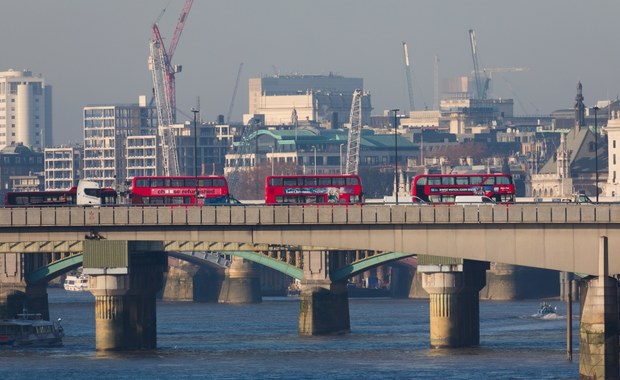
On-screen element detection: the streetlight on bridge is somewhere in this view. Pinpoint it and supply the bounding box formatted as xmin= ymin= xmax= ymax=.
xmin=339 ymin=143 xmax=344 ymax=174
xmin=392 ymin=109 xmax=399 ymax=205
xmin=594 ymin=106 xmax=599 ymax=203
xmin=312 ymin=146 xmax=317 ymax=175
xmin=191 ymin=108 xmax=199 ymax=201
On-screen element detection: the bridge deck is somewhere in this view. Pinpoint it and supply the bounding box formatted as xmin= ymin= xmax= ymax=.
xmin=0 ymin=204 xmax=619 ymax=276
xmin=0 ymin=203 xmax=617 ymax=227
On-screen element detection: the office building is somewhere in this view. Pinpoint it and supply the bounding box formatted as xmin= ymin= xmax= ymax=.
xmin=247 ymin=74 xmax=371 ymax=126
xmin=83 ymin=97 xmax=157 ymax=188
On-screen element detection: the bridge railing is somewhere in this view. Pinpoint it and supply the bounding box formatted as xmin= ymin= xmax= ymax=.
xmin=1 ymin=204 xmax=620 ymax=227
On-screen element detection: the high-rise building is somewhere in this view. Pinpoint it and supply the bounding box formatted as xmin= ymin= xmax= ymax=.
xmin=44 ymin=146 xmax=83 ymax=190
xmin=0 ymin=69 xmax=52 ymax=149
xmin=248 ymin=74 xmax=371 ymax=126
xmin=83 ymin=97 xmax=157 ymax=188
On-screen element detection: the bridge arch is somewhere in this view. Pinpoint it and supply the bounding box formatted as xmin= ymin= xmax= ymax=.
xmin=25 ymin=250 xmax=305 ymax=285
xmin=27 ymin=254 xmax=83 ymax=285
xmin=331 ymin=252 xmax=416 ymax=282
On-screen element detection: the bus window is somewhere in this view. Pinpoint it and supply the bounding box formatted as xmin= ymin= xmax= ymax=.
xmin=428 ymin=177 xmax=441 ymax=185
xmin=270 ymin=178 xmax=283 ymax=186
xmin=455 ymin=177 xmax=469 ymax=185
xmin=441 ymin=177 xmax=455 ymax=185
xmin=346 ymin=177 xmax=359 ymax=185
xmin=416 ymin=177 xmax=427 ymax=185
xmin=429 ymin=195 xmax=441 ymax=203
xmin=171 ymin=178 xmax=184 ymax=187
xmin=305 ymin=177 xmax=317 ymax=186
xmin=442 ymin=195 xmax=455 ymax=203
xmin=496 ymin=176 xmax=511 ymax=184
xmin=283 ymin=178 xmax=298 ymax=186
xmin=318 ymin=178 xmax=331 ymax=186
xmin=333 ymin=177 xmax=345 ymax=186
xmin=469 ymin=176 xmax=483 ymax=185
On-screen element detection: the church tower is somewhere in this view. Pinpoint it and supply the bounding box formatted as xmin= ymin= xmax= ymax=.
xmin=574 ymin=82 xmax=585 ymax=132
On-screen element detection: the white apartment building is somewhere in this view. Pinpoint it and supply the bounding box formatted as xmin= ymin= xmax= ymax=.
xmin=83 ymin=98 xmax=157 ymax=188
xmin=44 ymin=146 xmax=83 ymax=190
xmin=126 ymin=135 xmax=158 ymax=179
xmin=0 ymin=69 xmax=52 ymax=149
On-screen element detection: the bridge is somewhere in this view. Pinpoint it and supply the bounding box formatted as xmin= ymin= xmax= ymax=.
xmin=0 ymin=203 xmax=618 ymax=379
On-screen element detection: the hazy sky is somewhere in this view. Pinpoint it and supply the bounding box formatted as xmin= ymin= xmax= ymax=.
xmin=3 ymin=0 xmax=620 ymax=145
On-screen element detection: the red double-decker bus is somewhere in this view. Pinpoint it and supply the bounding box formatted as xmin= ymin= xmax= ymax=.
xmin=411 ymin=173 xmax=515 ymax=204
xmin=129 ymin=176 xmax=231 ymax=205
xmin=265 ymin=174 xmax=363 ymax=205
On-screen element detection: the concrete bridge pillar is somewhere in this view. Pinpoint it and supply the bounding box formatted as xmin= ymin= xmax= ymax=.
xmin=579 ymin=236 xmax=619 ymax=380
xmin=0 ymin=252 xmax=50 ymax=319
xmin=218 ymin=256 xmax=261 ymax=304
xmin=419 ymin=260 xmax=488 ymax=348
xmin=298 ymin=250 xmax=350 ymax=336
xmin=83 ymin=240 xmax=166 ymax=351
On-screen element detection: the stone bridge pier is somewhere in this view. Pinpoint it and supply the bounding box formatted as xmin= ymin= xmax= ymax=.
xmin=418 ymin=258 xmax=489 ymax=348
xmin=218 ymin=256 xmax=262 ymax=304
xmin=298 ymin=250 xmax=350 ymax=336
xmin=83 ymin=240 xmax=167 ymax=351
xmin=0 ymin=252 xmax=50 ymax=319
xmin=579 ymin=236 xmax=619 ymax=380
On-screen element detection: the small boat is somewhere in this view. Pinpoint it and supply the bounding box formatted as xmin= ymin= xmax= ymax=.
xmin=536 ymin=302 xmax=557 ymax=317
xmin=286 ymin=280 xmax=301 ymax=297
xmin=64 ymin=273 xmax=89 ymax=291
xmin=0 ymin=311 xmax=64 ymax=347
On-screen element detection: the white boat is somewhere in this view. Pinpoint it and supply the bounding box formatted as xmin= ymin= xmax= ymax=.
xmin=0 ymin=311 xmax=64 ymax=347
xmin=286 ymin=279 xmax=301 ymax=297
xmin=64 ymin=273 xmax=89 ymax=291
xmin=536 ymin=302 xmax=558 ymax=318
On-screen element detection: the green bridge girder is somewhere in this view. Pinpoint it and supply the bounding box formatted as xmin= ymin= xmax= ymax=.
xmin=331 ymin=251 xmax=416 ymax=282
xmin=229 ymin=251 xmax=303 ymax=280
xmin=23 ymin=249 xmax=409 ymax=285
xmin=27 ymin=253 xmax=83 ymax=285
xmin=24 ymin=250 xmax=304 ymax=285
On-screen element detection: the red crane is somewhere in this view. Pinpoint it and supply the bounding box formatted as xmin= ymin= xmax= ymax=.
xmin=151 ymin=0 xmax=194 ymax=123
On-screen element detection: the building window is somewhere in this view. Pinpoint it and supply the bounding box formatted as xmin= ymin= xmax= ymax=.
xmin=614 ymin=140 xmax=617 ymax=149
xmin=614 ymin=154 xmax=616 ymax=165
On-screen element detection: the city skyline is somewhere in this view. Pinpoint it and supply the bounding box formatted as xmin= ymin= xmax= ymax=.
xmin=2 ymin=0 xmax=620 ymax=145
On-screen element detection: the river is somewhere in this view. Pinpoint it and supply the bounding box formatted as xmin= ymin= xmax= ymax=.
xmin=0 ymin=288 xmax=580 ymax=379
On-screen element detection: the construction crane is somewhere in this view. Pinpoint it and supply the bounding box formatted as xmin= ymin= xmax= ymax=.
xmin=149 ymin=0 xmax=194 ymax=176
xmin=226 ymin=62 xmax=244 ymax=124
xmin=480 ymin=67 xmax=529 ymax=99
xmin=226 ymin=118 xmax=260 ymax=192
xmin=482 ymin=67 xmax=529 ymax=76
xmin=433 ymin=54 xmax=440 ymax=110
xmin=402 ymin=42 xmax=415 ymax=113
xmin=468 ymin=29 xmax=488 ymax=100
xmin=345 ymin=89 xmax=362 ymax=175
